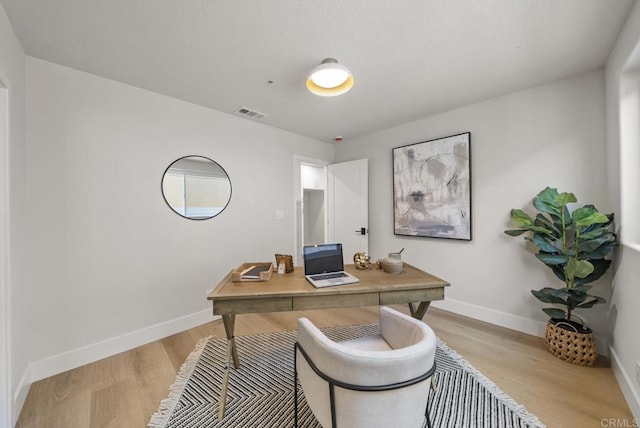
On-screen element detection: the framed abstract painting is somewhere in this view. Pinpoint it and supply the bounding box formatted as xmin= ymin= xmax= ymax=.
xmin=393 ymin=132 xmax=472 ymax=240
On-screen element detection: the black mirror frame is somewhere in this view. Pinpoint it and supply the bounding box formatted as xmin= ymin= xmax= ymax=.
xmin=161 ymin=155 xmax=232 ymax=220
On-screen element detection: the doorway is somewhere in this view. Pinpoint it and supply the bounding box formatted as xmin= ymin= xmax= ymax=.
xmin=294 ymin=157 xmax=329 ymax=265
xmin=293 ymin=156 xmax=369 ymax=266
xmin=301 ymin=163 xmax=327 ymax=247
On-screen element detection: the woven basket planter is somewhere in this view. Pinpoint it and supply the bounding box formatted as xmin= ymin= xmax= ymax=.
xmin=544 ymin=319 xmax=597 ymax=366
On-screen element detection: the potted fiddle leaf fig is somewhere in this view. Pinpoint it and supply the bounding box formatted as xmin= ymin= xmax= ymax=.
xmin=504 ymin=187 xmax=616 ymax=366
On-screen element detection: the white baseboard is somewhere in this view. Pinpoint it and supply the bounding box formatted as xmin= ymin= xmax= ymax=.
xmin=609 ymin=346 xmax=640 ymax=420
xmin=431 ymin=298 xmax=547 ymax=336
xmin=20 ymin=309 xmax=219 ymax=391
xmin=12 ymin=369 xmax=30 ymax=427
xmin=430 ymin=298 xmax=609 ymax=356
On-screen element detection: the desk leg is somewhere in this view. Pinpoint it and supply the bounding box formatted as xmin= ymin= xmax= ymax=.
xmin=218 ymin=314 xmax=238 ymax=420
xmin=222 ymin=314 xmax=239 ymax=368
xmin=408 ymin=302 xmax=431 ymax=320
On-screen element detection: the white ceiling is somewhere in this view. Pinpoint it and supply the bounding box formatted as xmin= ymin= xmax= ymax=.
xmin=1 ymin=0 xmax=635 ymax=143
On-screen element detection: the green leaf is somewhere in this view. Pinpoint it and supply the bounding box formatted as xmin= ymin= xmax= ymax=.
xmin=575 ymin=259 xmax=612 ymax=285
xmin=576 ymin=296 xmax=606 ymax=308
xmin=578 ymin=235 xmax=616 ymax=255
xmin=575 ymin=212 xmax=610 ymax=229
xmin=571 ymin=206 xmax=598 ymax=223
xmin=554 ymin=192 xmax=577 ymax=208
xmin=534 ymin=213 xmax=561 ymax=236
xmin=542 ymin=308 xmax=567 ymax=319
xmin=570 ymin=285 xmax=594 ymax=294
xmin=535 ymin=253 xmax=569 ymax=265
xmin=505 ymin=226 xmax=555 ymax=237
xmin=509 ymin=209 xmax=534 ymax=228
xmin=532 ymin=288 xmax=567 ymax=304
xmin=504 ymin=229 xmax=528 ymax=236
xmin=530 ymin=226 xmax=556 ymax=236
xmin=580 ymin=226 xmax=612 ymax=240
xmin=526 ymin=234 xmax=560 ymax=254
xmin=533 ymin=187 xmax=561 ymax=215
xmin=581 ymin=209 xmax=614 ymax=233
xmin=548 ymin=288 xmax=573 ymax=301
xmin=564 ymin=258 xmax=594 ymax=280
xmin=581 ymin=241 xmax=616 ymax=260
xmin=564 ymin=289 xmax=588 ymax=305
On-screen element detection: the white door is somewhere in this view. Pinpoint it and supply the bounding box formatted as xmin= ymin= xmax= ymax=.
xmin=327 ymin=159 xmax=369 ymax=263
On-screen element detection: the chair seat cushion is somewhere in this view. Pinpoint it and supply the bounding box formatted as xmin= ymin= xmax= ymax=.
xmin=339 ymin=335 xmax=392 ymax=352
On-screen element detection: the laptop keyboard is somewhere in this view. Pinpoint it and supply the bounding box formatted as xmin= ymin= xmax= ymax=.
xmin=310 ymin=272 xmax=347 ymax=281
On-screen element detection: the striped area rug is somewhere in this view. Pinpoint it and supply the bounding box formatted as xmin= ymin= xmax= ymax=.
xmin=149 ymin=324 xmax=545 ymax=428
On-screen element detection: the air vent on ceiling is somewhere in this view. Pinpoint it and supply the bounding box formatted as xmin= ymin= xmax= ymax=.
xmin=234 ymin=106 xmax=269 ymax=120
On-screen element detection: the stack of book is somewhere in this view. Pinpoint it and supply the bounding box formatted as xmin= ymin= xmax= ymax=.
xmin=240 ymin=264 xmax=271 ymax=279
xmin=231 ymin=262 xmax=273 ymax=282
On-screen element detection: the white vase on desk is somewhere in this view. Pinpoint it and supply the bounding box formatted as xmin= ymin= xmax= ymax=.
xmin=382 ymin=252 xmax=403 ymax=274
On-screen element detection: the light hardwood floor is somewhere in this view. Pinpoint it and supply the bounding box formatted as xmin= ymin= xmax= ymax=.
xmin=17 ymin=306 xmax=634 ymax=427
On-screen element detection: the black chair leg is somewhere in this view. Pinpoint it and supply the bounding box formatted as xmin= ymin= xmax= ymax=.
xmin=425 ymin=399 xmax=432 ymax=428
xmin=425 ymin=383 xmax=433 ymax=428
xmin=294 ymin=345 xmax=299 ymax=428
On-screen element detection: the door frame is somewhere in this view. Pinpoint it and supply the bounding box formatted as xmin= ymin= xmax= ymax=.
xmin=0 ymin=83 xmax=11 ymax=427
xmin=293 ymin=155 xmax=330 ymax=266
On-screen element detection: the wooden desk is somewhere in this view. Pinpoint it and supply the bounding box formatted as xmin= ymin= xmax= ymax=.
xmin=207 ymin=262 xmax=449 ymax=418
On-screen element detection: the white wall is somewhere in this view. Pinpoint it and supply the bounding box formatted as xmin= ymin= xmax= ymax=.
xmin=335 ymin=70 xmax=610 ymax=342
xmin=606 ymin=0 xmax=640 ymax=419
xmin=0 ymin=1 xmax=28 ymax=425
xmin=23 ymin=57 xmax=333 ymax=382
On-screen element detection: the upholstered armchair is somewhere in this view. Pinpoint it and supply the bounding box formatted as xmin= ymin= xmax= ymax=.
xmin=294 ymin=306 xmax=437 ymax=428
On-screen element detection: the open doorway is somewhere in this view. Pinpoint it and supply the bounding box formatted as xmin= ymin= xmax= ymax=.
xmin=301 ymin=163 xmax=327 ymax=247
xmin=293 ymin=156 xmax=329 ymax=266
xmin=293 ymin=156 xmax=369 ymax=266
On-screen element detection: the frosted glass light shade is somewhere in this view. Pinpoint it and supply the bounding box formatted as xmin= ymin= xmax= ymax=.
xmin=306 ymin=58 xmax=354 ymax=97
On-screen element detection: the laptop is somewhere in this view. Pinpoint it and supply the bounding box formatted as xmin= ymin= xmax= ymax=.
xmin=303 ymin=243 xmax=360 ymax=288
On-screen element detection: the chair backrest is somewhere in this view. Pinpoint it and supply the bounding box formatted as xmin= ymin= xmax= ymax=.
xmin=295 ymin=307 xmax=437 ymax=428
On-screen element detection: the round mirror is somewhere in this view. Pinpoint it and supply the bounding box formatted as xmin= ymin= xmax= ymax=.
xmin=161 ymin=155 xmax=232 ymax=220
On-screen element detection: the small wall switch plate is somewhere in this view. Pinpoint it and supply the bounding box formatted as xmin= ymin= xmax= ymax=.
xmin=275 ymin=209 xmax=284 ymax=219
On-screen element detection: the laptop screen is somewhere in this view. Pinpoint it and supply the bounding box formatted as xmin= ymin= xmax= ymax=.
xmin=303 ymin=243 xmax=344 ymax=275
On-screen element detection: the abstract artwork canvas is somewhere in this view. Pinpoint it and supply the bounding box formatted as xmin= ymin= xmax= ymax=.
xmin=393 ymin=132 xmax=471 ymax=240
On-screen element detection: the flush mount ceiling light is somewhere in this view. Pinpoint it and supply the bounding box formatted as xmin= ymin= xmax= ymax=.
xmin=306 ymin=58 xmax=354 ymax=97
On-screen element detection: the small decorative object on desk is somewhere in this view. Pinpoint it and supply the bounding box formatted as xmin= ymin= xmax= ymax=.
xmin=274 ymin=254 xmax=294 ymax=273
xmin=231 ymin=262 xmax=273 ymax=282
xmin=382 ymin=248 xmax=404 ymax=274
xmin=353 ymin=252 xmax=371 ymax=270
